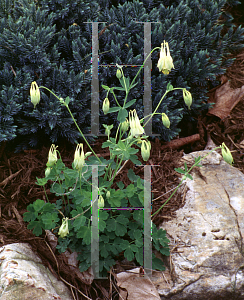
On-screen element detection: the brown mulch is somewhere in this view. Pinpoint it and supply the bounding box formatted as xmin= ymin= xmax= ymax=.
xmin=0 ymin=137 xmax=188 ymax=299
xmin=1 ymin=4 xmax=244 ymax=299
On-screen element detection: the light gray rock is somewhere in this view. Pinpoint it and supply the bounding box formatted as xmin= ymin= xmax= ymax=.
xmin=0 ymin=243 xmax=73 ymax=300
xmin=153 ymin=150 xmax=244 ymax=300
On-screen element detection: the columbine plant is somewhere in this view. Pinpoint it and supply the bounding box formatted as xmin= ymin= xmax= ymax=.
xmin=25 ymin=41 xmax=234 ymax=276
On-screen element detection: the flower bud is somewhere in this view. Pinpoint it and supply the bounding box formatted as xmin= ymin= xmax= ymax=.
xmin=221 ymin=143 xmax=234 ymax=165
xmin=30 ymin=81 xmax=40 ymax=108
xmin=59 ymin=97 xmax=64 ymax=104
xmin=58 ymin=217 xmax=69 ymax=238
xmin=103 ymin=124 xmax=113 ymax=136
xmin=141 ymin=140 xmax=151 ymax=161
xmin=45 ymin=167 xmax=51 ymax=177
xmin=116 ymin=69 xmax=122 ymax=79
xmin=106 ymin=190 xmax=110 ymax=198
xmin=102 ymin=97 xmax=110 ymax=115
xmin=121 ymin=118 xmax=129 ymax=132
xmin=98 ymin=195 xmax=105 ymax=208
xmin=183 ymin=89 xmax=192 ymax=110
xmin=161 ymin=113 xmax=170 ymax=128
xmin=47 ymin=144 xmax=58 ymax=167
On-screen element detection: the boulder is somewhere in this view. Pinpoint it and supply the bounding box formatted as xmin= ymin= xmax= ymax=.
xmin=0 ymin=243 xmax=73 ymax=300
xmin=152 ymin=150 xmax=244 ymax=300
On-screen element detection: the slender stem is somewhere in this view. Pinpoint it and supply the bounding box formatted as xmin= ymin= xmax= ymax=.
xmin=43 ymin=186 xmax=49 ymax=203
xmin=104 ymin=150 xmax=116 ymax=181
xmin=143 ymin=90 xmax=168 ymax=128
xmin=111 ymin=90 xmax=121 ymax=108
xmin=57 ymin=178 xmax=66 ymax=210
xmin=115 ymin=123 xmax=121 ymax=142
xmin=151 ymin=146 xmax=222 ymax=218
xmin=143 ymin=87 xmax=185 ymax=128
xmin=66 ymin=194 xmax=70 ymax=214
xmin=151 ymin=179 xmax=183 ymax=218
xmin=127 ymin=47 xmax=161 ymax=95
xmin=65 ymin=104 xmax=102 ymax=163
xmin=116 ymin=47 xmax=161 ymax=110
xmin=107 ymin=154 xmax=125 ymax=189
xmin=39 ymin=86 xmax=102 ymax=164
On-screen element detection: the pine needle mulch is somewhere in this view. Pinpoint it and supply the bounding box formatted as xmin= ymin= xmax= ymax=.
xmin=0 ymin=137 xmax=186 ymax=299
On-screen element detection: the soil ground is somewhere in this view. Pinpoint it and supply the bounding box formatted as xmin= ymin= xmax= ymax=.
xmin=1 ymin=3 xmax=244 ymax=299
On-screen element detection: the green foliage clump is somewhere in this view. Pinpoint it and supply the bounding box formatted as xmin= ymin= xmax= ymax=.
xmin=23 ymin=156 xmax=170 ymax=277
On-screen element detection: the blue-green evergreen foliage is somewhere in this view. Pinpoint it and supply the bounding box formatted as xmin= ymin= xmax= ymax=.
xmin=0 ymin=0 xmax=243 ymax=151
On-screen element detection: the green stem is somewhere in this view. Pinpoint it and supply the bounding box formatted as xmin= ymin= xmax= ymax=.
xmin=127 ymin=47 xmax=161 ymax=98
xmin=111 ymin=47 xmax=161 ymax=138
xmin=116 ymin=47 xmax=161 ymax=111
xmin=107 ymin=154 xmax=125 ymax=189
xmin=151 ymin=146 xmax=221 ymax=218
xmin=66 ymin=194 xmax=70 ymax=214
xmin=111 ymin=90 xmax=122 ymax=108
xmin=58 ymin=178 xmax=66 ymax=211
xmin=39 ymin=86 xmax=102 ymax=164
xmin=143 ymin=87 xmax=185 ymax=128
xmin=104 ymin=150 xmax=116 ymax=182
xmin=43 ymin=186 xmax=49 ymax=203
xmin=143 ymin=90 xmax=168 ymax=128
xmin=115 ymin=123 xmax=122 ymax=143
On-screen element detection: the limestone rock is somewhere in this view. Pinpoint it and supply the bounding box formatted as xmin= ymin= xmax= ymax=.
xmin=153 ymin=150 xmax=244 ymax=300
xmin=0 ymin=243 xmax=73 ymax=300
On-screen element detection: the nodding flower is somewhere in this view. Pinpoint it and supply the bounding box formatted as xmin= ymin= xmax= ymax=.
xmin=98 ymin=195 xmax=105 ymax=208
xmin=58 ymin=217 xmax=69 ymax=238
xmin=73 ymin=144 xmax=85 ymax=171
xmin=129 ymin=109 xmax=145 ymax=138
xmin=47 ymin=144 xmax=58 ymax=167
xmin=157 ymin=41 xmax=174 ymax=75
xmin=73 ymin=144 xmax=92 ymax=171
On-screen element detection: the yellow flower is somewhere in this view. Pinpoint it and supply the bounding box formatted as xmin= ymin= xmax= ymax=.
xmin=161 ymin=113 xmax=170 ymax=128
xmin=157 ymin=41 xmax=174 ymax=75
xmin=30 ymin=81 xmax=40 ymax=108
xmin=73 ymin=143 xmax=92 ymax=171
xmin=129 ymin=109 xmax=145 ymax=138
xmin=74 ymin=144 xmax=85 ymax=170
xmin=58 ymin=217 xmax=69 ymax=238
xmin=47 ymin=144 xmax=58 ymax=167
xmin=221 ymin=143 xmax=234 ymax=165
